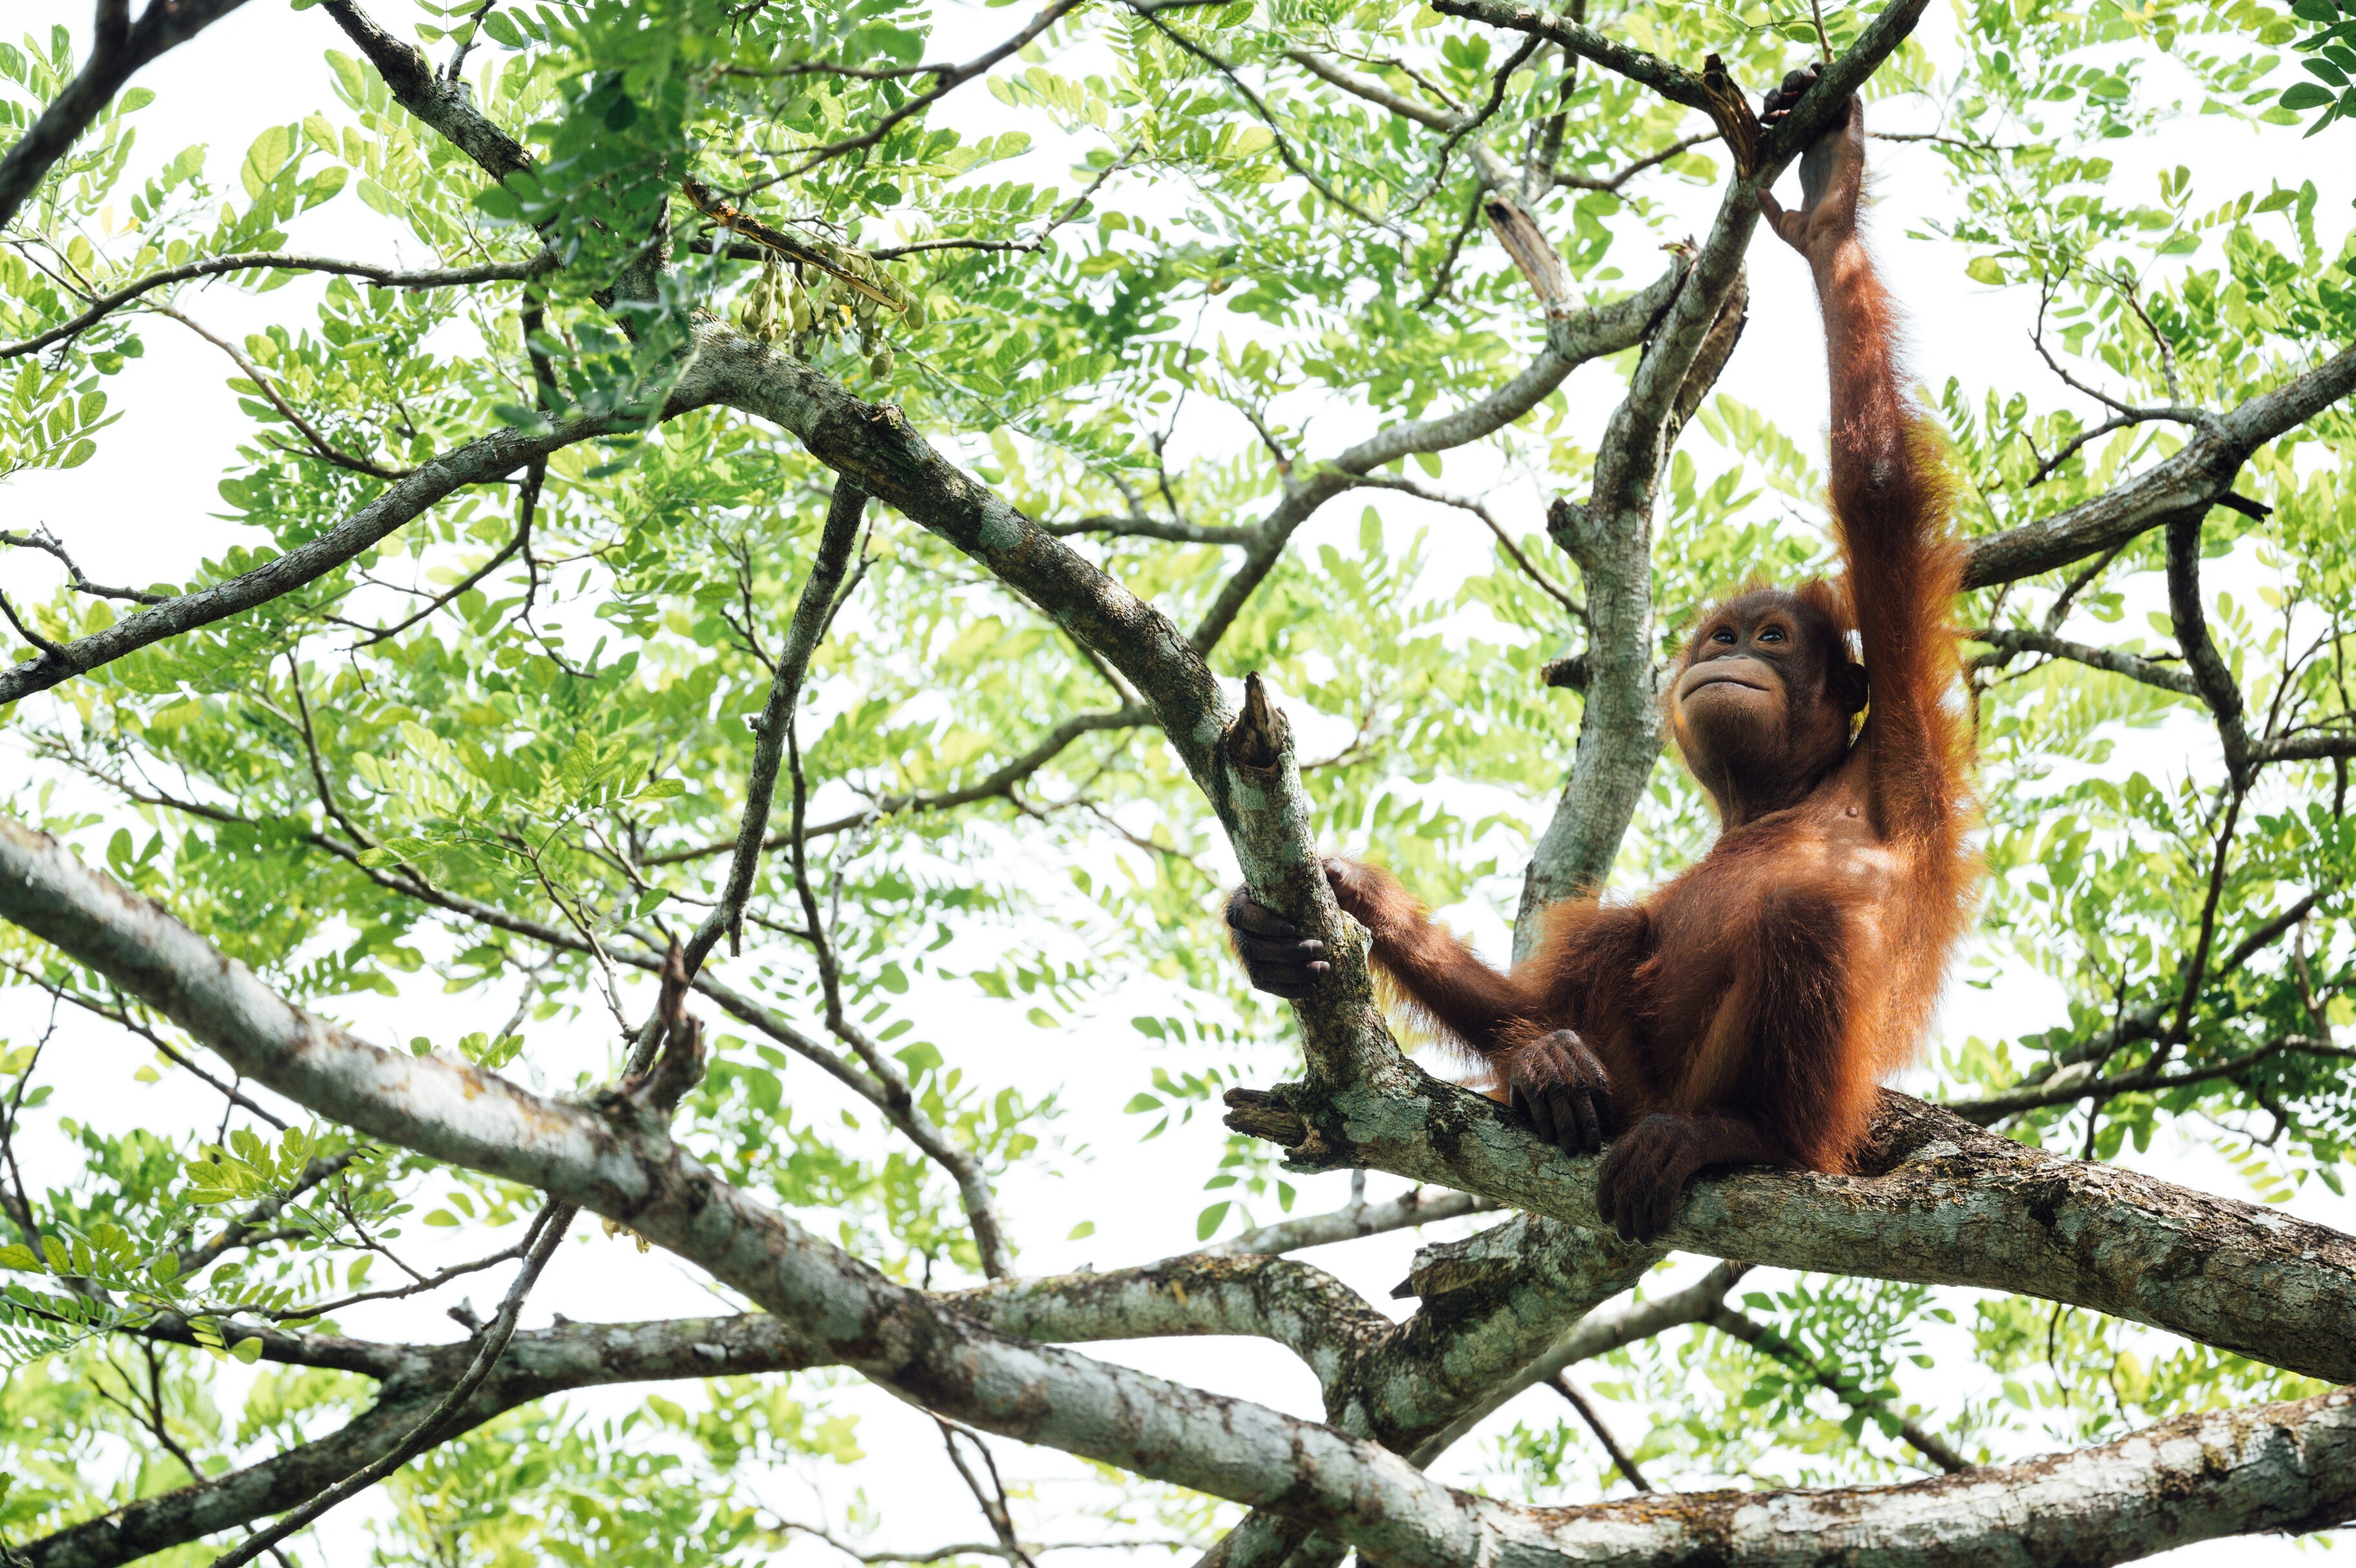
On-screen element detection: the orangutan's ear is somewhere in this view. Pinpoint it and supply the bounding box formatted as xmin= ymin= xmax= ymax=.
xmin=1829 ymin=662 xmax=1869 ymax=717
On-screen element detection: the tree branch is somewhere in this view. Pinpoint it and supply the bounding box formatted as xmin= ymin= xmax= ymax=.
xmin=3 ymin=819 xmax=2353 ymax=1568
xmin=638 ymin=706 xmax=1156 ymax=865
xmin=1406 ymin=1257 xmax=1746 ymax=1464
xmin=0 ymin=250 xmax=555 ymax=361
xmin=679 ymin=484 xmax=866 ymax=975
xmin=1971 ymin=626 xmax=2199 ymax=698
xmin=1425 ymin=0 xmax=1708 ymax=110
xmin=2166 ymin=506 xmax=2254 ymax=779
xmin=762 ymin=0 xmax=1088 ymax=185
xmin=1 ymin=526 xmax=171 ymax=604
xmin=1944 ymin=1035 xmax=2356 ymax=1124
xmin=0 ymin=0 xmax=256 ymax=229
xmin=1556 ymin=130 xmax=1718 ymax=192
xmin=1706 ymin=1305 xmax=1971 ymax=1473
xmin=0 ymin=413 xmax=611 ymax=707
xmin=316 ymin=0 xmax=533 ymax=182
xmin=1962 ymin=343 xmax=2356 ymax=588
xmin=1201 ymin=1186 xmax=1498 ymax=1256
xmin=1224 ymin=1078 xmax=2356 ymax=1385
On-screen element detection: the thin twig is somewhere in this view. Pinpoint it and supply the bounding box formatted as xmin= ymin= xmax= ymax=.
xmin=1130 ymin=8 xmax=1385 ymax=225
xmin=0 ymin=958 xmax=290 ymax=1129
xmin=1556 ymin=130 xmax=1717 ymax=192
xmin=938 ymin=1418 xmax=1037 ymax=1568
xmin=757 ymin=0 xmax=1093 ymax=185
xmin=869 ymin=145 xmax=1137 ymax=260
xmin=203 ymin=1201 xmax=576 ymax=1568
xmin=1550 ymin=1376 xmax=1652 ymax=1491
xmin=342 ymin=525 xmax=529 ymax=647
xmin=681 ymin=485 xmax=868 ymax=975
xmin=1356 ymin=472 xmax=1585 ymax=620
xmin=0 ymin=250 xmax=553 ymax=360
xmin=1 ymin=527 xmax=170 ymax=603
xmin=0 ymin=585 xmax=65 ymax=658
xmin=154 ymin=305 xmax=414 ymax=479
xmin=1707 ymin=1307 xmax=1971 ymax=1473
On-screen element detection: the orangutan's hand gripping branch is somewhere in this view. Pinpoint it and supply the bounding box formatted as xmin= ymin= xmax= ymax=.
xmin=1228 ymin=79 xmax=1979 ymax=1243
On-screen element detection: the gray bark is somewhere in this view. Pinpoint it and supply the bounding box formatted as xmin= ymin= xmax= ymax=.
xmin=1224 ymin=1077 xmax=2356 ymax=1385
xmin=0 ymin=414 xmax=613 ymax=707
xmin=7 ymin=819 xmax=2355 ymax=1567
xmin=0 ymin=0 xmax=257 ymax=230
xmin=1961 ymin=343 xmax=2356 ymax=588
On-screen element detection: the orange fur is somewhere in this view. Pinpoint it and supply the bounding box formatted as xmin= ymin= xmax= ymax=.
xmin=1328 ymin=185 xmax=1980 ymax=1186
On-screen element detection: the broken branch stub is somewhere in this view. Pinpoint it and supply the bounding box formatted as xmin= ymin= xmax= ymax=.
xmin=1698 ymin=54 xmax=1762 ymax=177
xmin=1483 ymin=191 xmax=1576 ymax=316
xmin=1226 ymin=671 xmax=1292 ymax=776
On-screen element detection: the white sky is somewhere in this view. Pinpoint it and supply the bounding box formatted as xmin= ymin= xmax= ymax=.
xmin=3 ymin=0 xmax=2353 ymax=1563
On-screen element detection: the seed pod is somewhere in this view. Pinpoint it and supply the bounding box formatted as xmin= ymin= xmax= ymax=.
xmin=870 ymin=346 xmax=894 ymax=380
xmin=787 ymin=281 xmax=813 ymax=333
xmin=737 ymin=281 xmax=776 ymax=341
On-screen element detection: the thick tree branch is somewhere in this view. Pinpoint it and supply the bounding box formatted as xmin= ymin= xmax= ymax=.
xmin=1 ymin=820 xmax=2353 ymax=1568
xmin=1224 ymin=1079 xmax=2356 ymax=1384
xmin=0 ymin=0 xmax=256 ymax=230
xmin=1962 ymin=343 xmax=2356 ymax=588
xmin=317 ymin=0 xmax=533 ymax=181
xmin=2166 ymin=507 xmax=2254 ymax=779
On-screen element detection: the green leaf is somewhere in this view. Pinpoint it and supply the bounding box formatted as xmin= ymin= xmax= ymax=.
xmin=240 ymin=123 xmax=293 ymax=200
xmin=1195 ymin=1201 xmax=1230 ymax=1241
xmin=1965 ymin=256 xmax=2007 ymax=285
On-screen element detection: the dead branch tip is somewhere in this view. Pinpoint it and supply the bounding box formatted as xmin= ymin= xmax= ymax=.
xmin=1226 ymin=671 xmax=1291 ymax=773
xmin=1698 ymin=54 xmax=1762 ymax=178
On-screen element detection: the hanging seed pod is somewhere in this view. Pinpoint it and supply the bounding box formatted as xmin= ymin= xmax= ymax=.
xmin=902 ymin=290 xmax=928 ymax=332
xmin=869 ymin=346 xmax=895 ymax=380
xmin=787 ymin=280 xmax=813 ymax=334
xmin=737 ymin=280 xmax=775 ymax=341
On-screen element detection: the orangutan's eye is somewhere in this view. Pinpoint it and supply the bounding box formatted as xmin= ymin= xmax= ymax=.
xmin=1711 ymin=628 xmax=1736 ymax=644
xmin=1759 ymin=626 xmax=1787 ymax=644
